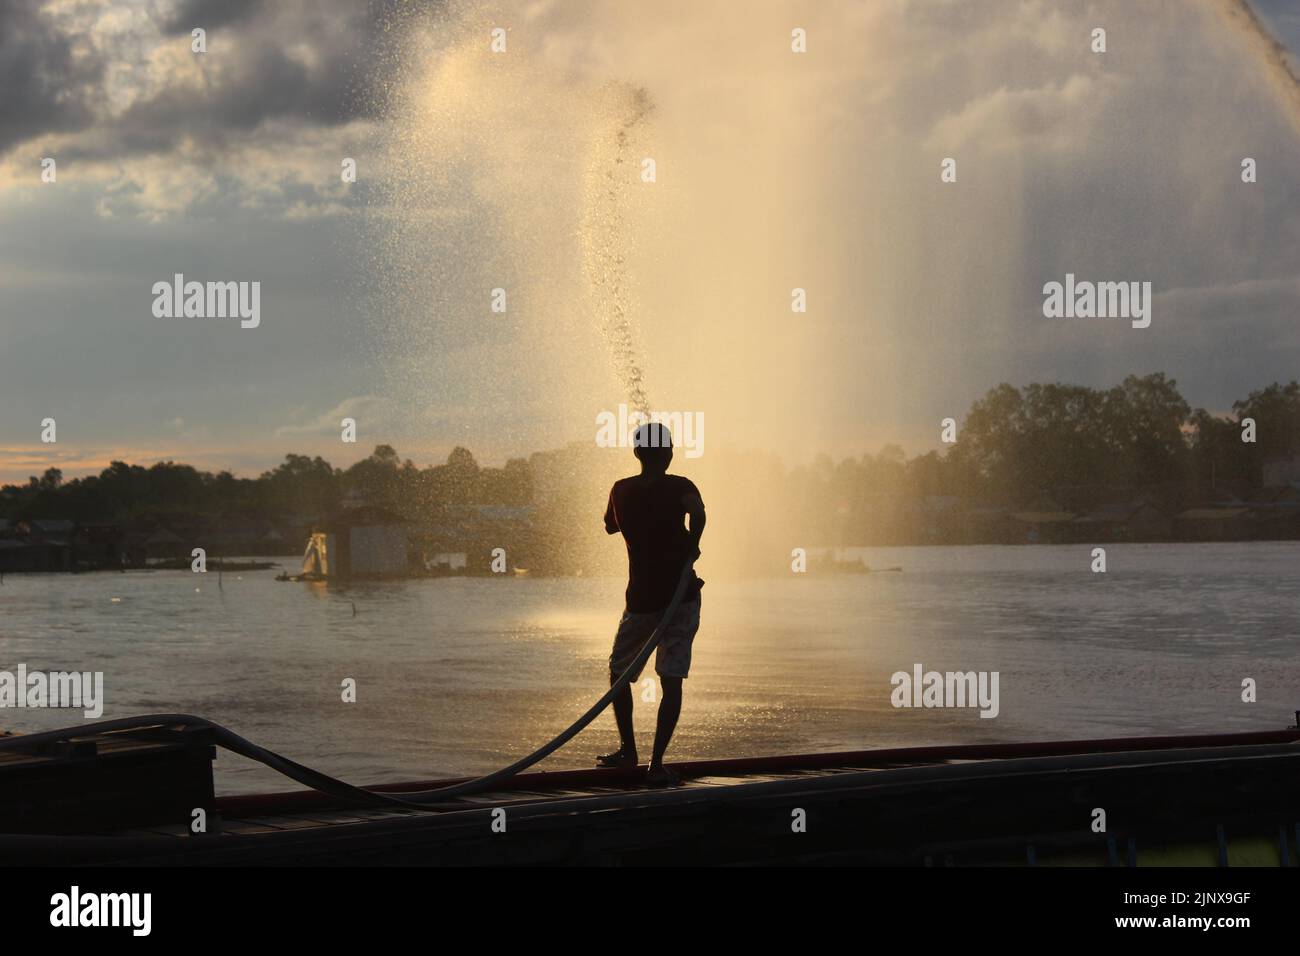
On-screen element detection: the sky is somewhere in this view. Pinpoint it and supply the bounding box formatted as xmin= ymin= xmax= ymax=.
xmin=2 ymin=0 xmax=1300 ymax=485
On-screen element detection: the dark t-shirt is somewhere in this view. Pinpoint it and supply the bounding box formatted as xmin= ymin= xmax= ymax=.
xmin=604 ymin=474 xmax=703 ymax=613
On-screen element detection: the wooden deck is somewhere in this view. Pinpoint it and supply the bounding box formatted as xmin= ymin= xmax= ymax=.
xmin=1 ymin=725 xmax=1297 ymax=865
xmin=0 ymin=723 xmax=214 ymax=835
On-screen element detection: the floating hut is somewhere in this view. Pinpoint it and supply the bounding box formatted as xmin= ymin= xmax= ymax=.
xmin=301 ymin=505 xmax=412 ymax=579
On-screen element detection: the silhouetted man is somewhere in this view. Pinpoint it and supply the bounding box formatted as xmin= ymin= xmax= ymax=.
xmin=599 ymin=421 xmax=705 ymax=786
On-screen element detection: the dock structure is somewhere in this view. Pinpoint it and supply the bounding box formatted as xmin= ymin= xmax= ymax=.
xmin=1 ymin=724 xmax=1298 ymax=865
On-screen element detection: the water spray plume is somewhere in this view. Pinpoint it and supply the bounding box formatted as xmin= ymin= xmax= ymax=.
xmin=357 ymin=0 xmax=1300 ymax=578
xmin=1214 ymin=0 xmax=1300 ymax=139
xmin=363 ymin=7 xmax=659 ymax=452
xmin=582 ymin=83 xmax=656 ymax=415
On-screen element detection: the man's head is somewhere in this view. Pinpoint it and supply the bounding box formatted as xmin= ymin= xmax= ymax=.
xmin=632 ymin=421 xmax=673 ymax=473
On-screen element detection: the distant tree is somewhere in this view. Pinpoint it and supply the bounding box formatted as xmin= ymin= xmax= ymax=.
xmin=1187 ymin=408 xmax=1245 ymax=494
xmin=1232 ymin=381 xmax=1300 ymax=482
xmin=260 ymin=454 xmax=339 ymax=515
xmin=955 ymin=374 xmax=1191 ymax=507
xmin=1184 ymin=381 xmax=1300 ymax=495
xmin=0 ymin=374 xmax=1292 ymax=548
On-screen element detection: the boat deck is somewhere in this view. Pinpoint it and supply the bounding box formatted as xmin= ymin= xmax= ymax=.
xmin=4 ymin=727 xmax=1299 ymax=865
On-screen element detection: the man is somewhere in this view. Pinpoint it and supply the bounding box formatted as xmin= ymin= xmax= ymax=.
xmin=599 ymin=421 xmax=706 ymax=786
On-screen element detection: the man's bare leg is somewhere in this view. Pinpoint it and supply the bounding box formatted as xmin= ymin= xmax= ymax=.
xmin=598 ymin=676 xmax=638 ymax=767
xmin=647 ymin=676 xmax=682 ymax=784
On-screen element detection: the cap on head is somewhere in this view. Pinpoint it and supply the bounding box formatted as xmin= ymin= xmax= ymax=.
xmin=632 ymin=421 xmax=673 ymax=470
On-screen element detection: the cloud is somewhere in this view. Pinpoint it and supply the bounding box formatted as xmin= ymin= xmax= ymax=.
xmin=925 ymin=74 xmax=1117 ymax=154
xmin=166 ymin=416 xmax=211 ymax=442
xmin=160 ymin=0 xmax=267 ymax=35
xmin=0 ymin=0 xmax=106 ymax=152
xmin=273 ymin=395 xmax=394 ymax=439
xmin=5 ymin=0 xmax=1300 ymax=482
xmin=0 ymin=0 xmax=415 ymax=219
xmin=1155 ymin=276 xmax=1300 ymax=331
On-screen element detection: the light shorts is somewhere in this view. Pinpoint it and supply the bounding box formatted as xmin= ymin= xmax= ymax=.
xmin=608 ymin=598 xmax=701 ymax=681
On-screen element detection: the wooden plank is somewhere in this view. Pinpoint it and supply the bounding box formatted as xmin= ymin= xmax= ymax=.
xmin=445 ymin=792 xmax=527 ymax=806
xmin=341 ymin=808 xmax=424 ymax=822
xmin=684 ymin=774 xmax=781 ymax=787
xmin=219 ymin=819 xmax=290 ymax=835
xmin=493 ymin=789 xmax=567 ymax=801
xmin=288 ymin=810 xmax=376 ymax=825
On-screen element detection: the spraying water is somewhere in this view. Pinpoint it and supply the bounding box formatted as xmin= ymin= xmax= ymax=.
xmin=360 ymin=0 xmax=1300 ymax=574
xmin=581 ymin=84 xmax=656 ymax=415
xmin=1215 ymin=0 xmax=1300 ymax=137
xmin=361 ymin=4 xmax=662 ymax=454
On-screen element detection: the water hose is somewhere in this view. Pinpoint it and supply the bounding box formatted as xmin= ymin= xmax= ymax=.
xmin=0 ymin=560 xmax=697 ymax=810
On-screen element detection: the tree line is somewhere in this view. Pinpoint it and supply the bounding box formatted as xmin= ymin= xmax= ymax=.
xmin=3 ymin=374 xmax=1296 ymax=545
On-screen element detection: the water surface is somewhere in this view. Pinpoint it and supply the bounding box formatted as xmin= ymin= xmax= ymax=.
xmin=1 ymin=542 xmax=1296 ymax=794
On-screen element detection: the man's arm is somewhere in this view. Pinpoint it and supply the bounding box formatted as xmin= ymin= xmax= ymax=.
xmin=603 ymin=487 xmax=621 ymax=535
xmin=682 ymin=492 xmax=705 ymax=558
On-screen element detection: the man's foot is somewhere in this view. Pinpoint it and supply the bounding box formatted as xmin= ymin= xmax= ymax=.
xmin=644 ymin=764 xmax=680 ymax=788
xmin=596 ymin=748 xmax=638 ymax=769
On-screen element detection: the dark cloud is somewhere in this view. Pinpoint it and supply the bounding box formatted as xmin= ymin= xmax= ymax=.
xmin=160 ymin=0 xmax=267 ymax=35
xmin=0 ymin=0 xmax=105 ymax=153
xmin=65 ymin=43 xmax=364 ymax=162
xmin=3 ymin=0 xmax=421 ymax=161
